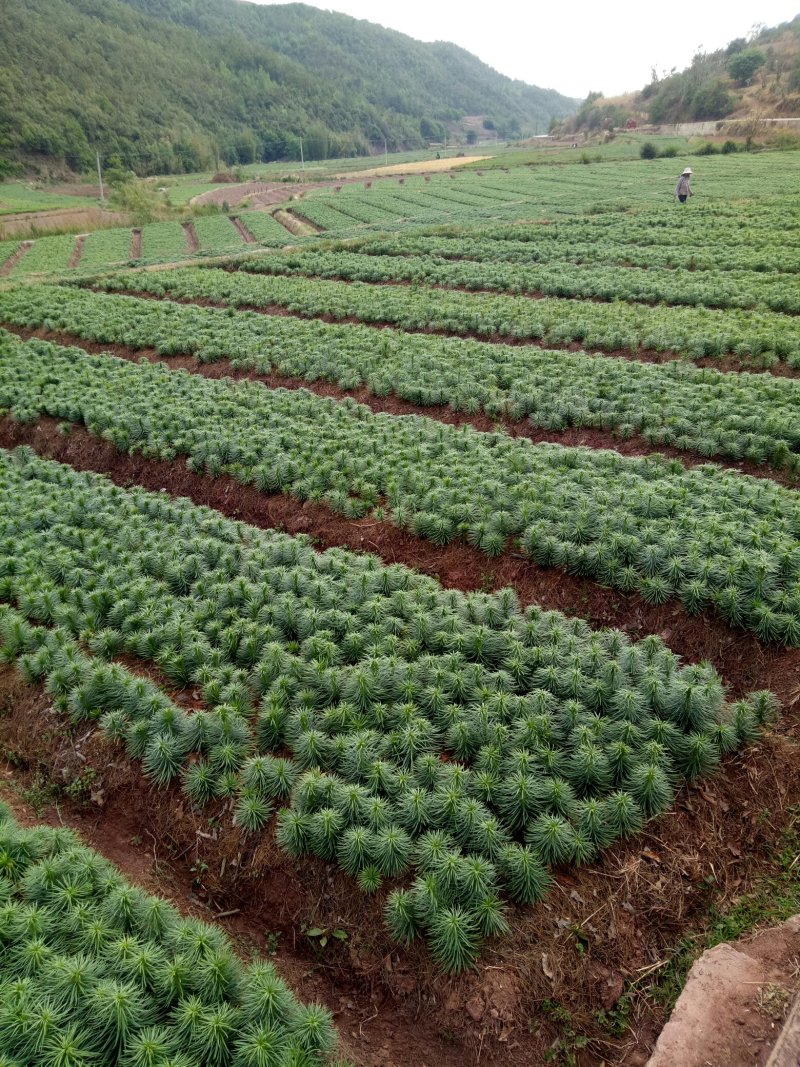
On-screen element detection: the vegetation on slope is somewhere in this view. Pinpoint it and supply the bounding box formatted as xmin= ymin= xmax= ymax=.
xmin=0 ymin=800 xmax=339 ymax=1066
xmin=559 ymin=15 xmax=800 ymax=135
xmin=0 ymin=0 xmax=576 ymax=177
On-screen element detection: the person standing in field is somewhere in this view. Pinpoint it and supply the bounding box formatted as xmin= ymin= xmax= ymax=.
xmin=674 ymin=167 xmax=693 ymax=203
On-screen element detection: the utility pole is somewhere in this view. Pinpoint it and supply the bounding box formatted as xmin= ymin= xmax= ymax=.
xmin=384 ymin=136 xmax=388 ymax=167
xmin=299 ymin=137 xmax=305 ymax=170
xmin=96 ymin=151 xmax=105 ymax=204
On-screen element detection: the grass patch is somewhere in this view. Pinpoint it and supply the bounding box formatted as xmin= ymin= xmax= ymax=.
xmin=649 ymin=804 xmax=800 ymax=1011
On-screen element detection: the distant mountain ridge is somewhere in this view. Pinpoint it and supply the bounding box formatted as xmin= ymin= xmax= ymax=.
xmin=0 ymin=0 xmax=577 ymax=176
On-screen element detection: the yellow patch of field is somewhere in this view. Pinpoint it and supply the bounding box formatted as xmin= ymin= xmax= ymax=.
xmin=336 ymin=155 xmax=493 ymax=178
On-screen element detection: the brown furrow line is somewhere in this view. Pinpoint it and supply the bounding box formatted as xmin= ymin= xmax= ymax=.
xmin=95 ymin=286 xmax=798 ymax=378
xmin=285 ymin=208 xmax=325 ymax=233
xmin=0 ymin=676 xmax=469 ymax=1067
xmin=0 ymin=240 xmax=33 ymax=278
xmin=230 ymin=215 xmax=256 ymax=244
xmin=182 ymin=220 xmax=200 ymax=254
xmin=2 ymin=415 xmax=797 ymax=705
xmin=5 ymin=322 xmax=795 ymax=489
xmin=1 ymin=664 xmax=798 ymax=1067
xmin=341 ymin=246 xmax=800 ymax=278
xmin=272 ymin=209 xmax=321 ymax=237
xmin=67 ymin=234 xmax=86 ymax=270
xmin=231 ymin=262 xmax=800 ymax=317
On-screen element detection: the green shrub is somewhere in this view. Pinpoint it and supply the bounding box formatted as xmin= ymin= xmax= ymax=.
xmin=0 ymin=813 xmax=339 ymax=1063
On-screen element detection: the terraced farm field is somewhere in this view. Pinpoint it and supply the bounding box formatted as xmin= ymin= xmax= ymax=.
xmin=0 ymin=208 xmax=297 ymax=281
xmin=0 ymin=800 xmax=337 ymax=1065
xmin=1 ymin=149 xmax=799 ymax=1067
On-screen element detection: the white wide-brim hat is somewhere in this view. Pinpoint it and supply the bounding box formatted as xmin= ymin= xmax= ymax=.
xmin=682 ymin=168 xmax=692 ymax=175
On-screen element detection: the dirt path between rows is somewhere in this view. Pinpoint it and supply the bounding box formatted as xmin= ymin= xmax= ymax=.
xmin=0 ymin=680 xmax=467 ymax=1067
xmin=2 ymin=414 xmax=799 ymax=710
xmin=191 ymin=180 xmax=361 ymax=211
xmin=233 ymin=260 xmax=800 ymax=318
xmin=0 ymin=645 xmax=798 ymax=1067
xmin=192 ymin=181 xmax=299 ymax=209
xmin=230 ymin=215 xmax=256 ymax=243
xmin=6 ymin=323 xmax=794 ymax=489
xmin=190 ymin=164 xmax=497 ymax=213
xmin=101 ymin=284 xmax=800 ymax=379
xmin=67 ymin=233 xmax=86 ymax=269
xmin=182 ymin=220 xmax=200 ymax=254
xmin=273 ymin=208 xmax=321 ymax=236
xmin=0 ymin=240 xmax=32 ymax=277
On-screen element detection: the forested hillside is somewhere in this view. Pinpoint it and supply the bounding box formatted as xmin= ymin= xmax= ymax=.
xmin=561 ymin=15 xmax=800 ymax=135
xmin=0 ymin=0 xmax=576 ymax=176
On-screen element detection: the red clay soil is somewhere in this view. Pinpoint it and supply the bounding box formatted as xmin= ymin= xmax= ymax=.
xmin=7 ymin=323 xmax=795 ymax=490
xmin=2 ymin=414 xmax=800 ymax=711
xmin=192 ymin=173 xmax=430 ymax=211
xmin=194 ymin=181 xmax=360 ymax=212
xmin=182 ymin=221 xmax=200 ymax=254
xmin=0 ymin=673 xmax=467 ymax=1067
xmin=193 ymin=181 xmax=300 ymax=209
xmin=67 ymin=234 xmax=86 ymax=270
xmin=230 ymin=215 xmax=256 ymax=243
xmin=97 ymin=285 xmax=800 ymax=380
xmin=0 ymin=651 xmax=798 ymax=1067
xmin=109 ymin=650 xmax=205 ymax=713
xmin=0 ymin=240 xmax=32 ymax=278
xmin=240 ymin=306 xmax=800 ymax=381
xmin=130 ymin=228 xmax=142 ymax=259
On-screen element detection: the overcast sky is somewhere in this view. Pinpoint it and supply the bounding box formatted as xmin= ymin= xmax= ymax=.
xmin=252 ymin=0 xmax=799 ymax=98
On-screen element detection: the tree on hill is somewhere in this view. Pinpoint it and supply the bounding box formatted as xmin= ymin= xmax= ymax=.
xmin=727 ymin=49 xmax=766 ymax=86
xmin=559 ymin=92 xmax=630 ymax=135
xmin=558 ymin=14 xmax=800 ymax=134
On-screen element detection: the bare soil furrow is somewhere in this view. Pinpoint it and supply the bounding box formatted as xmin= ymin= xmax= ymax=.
xmin=67 ymin=233 xmax=86 ymax=269
xmin=0 ymin=650 xmax=798 ymax=1067
xmin=182 ymin=220 xmax=200 ymax=254
xmin=278 ymin=207 xmax=324 ymax=235
xmin=5 ymin=322 xmax=794 ymax=488
xmin=0 ymin=240 xmax=33 ymax=278
xmin=0 ymin=673 xmax=468 ymax=1067
xmin=337 ymin=246 xmax=800 ymax=279
xmin=2 ymin=415 xmax=798 ymax=706
xmin=231 ymin=215 xmax=256 ymax=243
xmin=97 ymin=285 xmax=798 ymax=378
xmin=229 ymin=262 xmax=800 ymax=317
